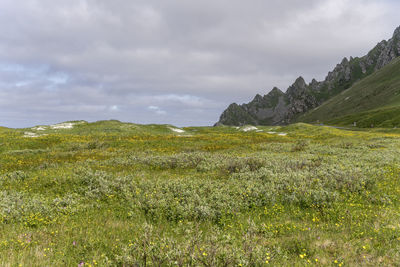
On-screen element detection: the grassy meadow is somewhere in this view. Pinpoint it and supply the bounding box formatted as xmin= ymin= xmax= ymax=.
xmin=1 ymin=120 xmax=400 ymax=266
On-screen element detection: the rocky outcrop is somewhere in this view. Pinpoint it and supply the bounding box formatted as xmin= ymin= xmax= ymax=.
xmin=216 ymin=26 xmax=400 ymax=126
xmin=285 ymin=77 xmax=318 ymax=122
xmin=216 ymin=87 xmax=288 ymax=125
xmin=375 ymin=27 xmax=400 ymax=69
xmin=216 ymin=103 xmax=258 ymax=126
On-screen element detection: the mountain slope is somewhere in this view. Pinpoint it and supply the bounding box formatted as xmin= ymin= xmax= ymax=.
xmin=298 ymin=57 xmax=400 ymax=127
xmin=216 ymin=26 xmax=400 ymax=126
xmin=328 ymin=106 xmax=400 ymax=128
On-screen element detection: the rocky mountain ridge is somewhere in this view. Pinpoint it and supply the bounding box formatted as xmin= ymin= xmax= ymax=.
xmin=216 ymin=26 xmax=400 ymax=126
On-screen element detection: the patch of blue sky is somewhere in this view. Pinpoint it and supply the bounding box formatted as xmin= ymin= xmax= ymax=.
xmin=47 ymin=72 xmax=69 ymax=85
xmin=0 ymin=62 xmax=69 ymax=89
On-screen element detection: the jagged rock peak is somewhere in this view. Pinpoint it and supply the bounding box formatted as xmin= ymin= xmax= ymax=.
xmin=393 ymin=25 xmax=400 ymax=38
xmin=286 ymin=76 xmax=307 ymax=99
xmin=291 ymin=76 xmax=307 ymax=90
xmin=216 ymin=25 xmax=400 ymax=127
xmin=270 ymin=87 xmax=284 ymax=94
xmin=267 ymin=87 xmax=285 ymax=96
xmin=252 ymin=94 xmax=263 ymax=102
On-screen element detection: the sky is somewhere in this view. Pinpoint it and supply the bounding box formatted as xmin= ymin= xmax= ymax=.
xmin=0 ymin=0 xmax=399 ymax=128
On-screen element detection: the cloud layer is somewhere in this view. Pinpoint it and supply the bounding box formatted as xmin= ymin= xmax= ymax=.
xmin=0 ymin=0 xmax=399 ymax=127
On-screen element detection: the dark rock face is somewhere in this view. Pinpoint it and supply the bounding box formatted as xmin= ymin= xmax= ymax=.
xmin=217 ymin=26 xmax=400 ymax=126
xmin=375 ymin=28 xmax=400 ymax=70
xmin=216 ymin=87 xmax=288 ymax=126
xmin=216 ymin=103 xmax=257 ymax=126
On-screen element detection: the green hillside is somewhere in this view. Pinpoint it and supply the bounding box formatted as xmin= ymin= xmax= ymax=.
xmin=298 ymin=57 xmax=400 ymax=127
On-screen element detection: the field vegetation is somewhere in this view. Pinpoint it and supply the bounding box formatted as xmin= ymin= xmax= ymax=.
xmin=1 ymin=120 xmax=400 ymax=266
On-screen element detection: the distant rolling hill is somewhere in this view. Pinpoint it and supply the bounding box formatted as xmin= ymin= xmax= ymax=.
xmin=298 ymin=57 xmax=400 ymax=127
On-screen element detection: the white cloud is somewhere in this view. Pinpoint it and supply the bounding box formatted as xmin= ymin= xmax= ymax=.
xmin=154 ymin=94 xmax=205 ymax=107
xmin=0 ymin=0 xmax=399 ymax=127
xmin=109 ymin=105 xmax=120 ymax=112
xmin=148 ymin=105 xmax=166 ymax=115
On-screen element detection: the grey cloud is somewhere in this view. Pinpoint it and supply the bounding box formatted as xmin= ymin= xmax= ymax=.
xmin=0 ymin=0 xmax=399 ymax=127
xmin=148 ymin=105 xmax=167 ymax=116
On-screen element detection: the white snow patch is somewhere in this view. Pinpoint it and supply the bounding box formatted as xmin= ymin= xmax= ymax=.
xmin=50 ymin=122 xmax=76 ymax=129
xmin=345 ymin=96 xmax=350 ymax=101
xmin=24 ymin=132 xmax=39 ymax=137
xmin=50 ymin=121 xmax=85 ymax=130
xmin=23 ymin=132 xmax=47 ymax=138
xmin=266 ymin=131 xmax=286 ymax=135
xmin=169 ymin=127 xmax=185 ymax=133
xmin=31 ymin=126 xmax=47 ymax=131
xmin=256 ymin=130 xmax=263 ymax=132
xmin=241 ymin=126 xmax=258 ymax=132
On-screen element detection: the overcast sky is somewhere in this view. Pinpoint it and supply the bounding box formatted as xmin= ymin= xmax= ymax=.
xmin=0 ymin=0 xmax=399 ymax=127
